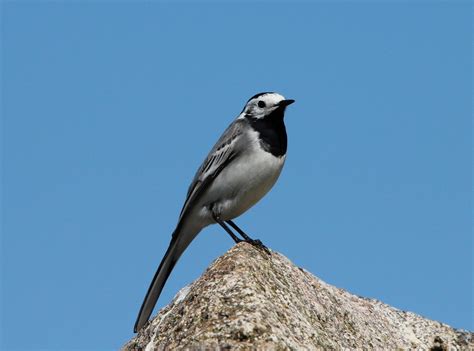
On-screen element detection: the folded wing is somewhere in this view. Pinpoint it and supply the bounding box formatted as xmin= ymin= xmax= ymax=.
xmin=178 ymin=119 xmax=245 ymax=221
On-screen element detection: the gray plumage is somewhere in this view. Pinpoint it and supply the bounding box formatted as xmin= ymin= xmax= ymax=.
xmin=134 ymin=92 xmax=294 ymax=332
xmin=180 ymin=119 xmax=245 ymax=221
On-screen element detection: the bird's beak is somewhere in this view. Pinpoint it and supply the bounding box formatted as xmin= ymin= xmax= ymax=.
xmin=278 ymin=99 xmax=295 ymax=107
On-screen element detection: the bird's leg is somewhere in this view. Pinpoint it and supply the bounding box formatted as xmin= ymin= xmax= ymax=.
xmin=212 ymin=213 xmax=242 ymax=244
xmin=225 ymin=220 xmax=253 ymax=241
xmin=226 ymin=220 xmax=269 ymax=253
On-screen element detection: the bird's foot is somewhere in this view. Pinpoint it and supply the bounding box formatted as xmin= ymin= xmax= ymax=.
xmin=245 ymin=238 xmax=271 ymax=254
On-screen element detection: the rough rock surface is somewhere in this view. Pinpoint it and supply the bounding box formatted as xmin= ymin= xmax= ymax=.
xmin=123 ymin=243 xmax=473 ymax=350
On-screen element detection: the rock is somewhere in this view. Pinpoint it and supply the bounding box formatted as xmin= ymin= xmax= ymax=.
xmin=123 ymin=242 xmax=473 ymax=350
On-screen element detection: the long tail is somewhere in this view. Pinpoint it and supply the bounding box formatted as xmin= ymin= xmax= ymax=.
xmin=133 ymin=223 xmax=200 ymax=332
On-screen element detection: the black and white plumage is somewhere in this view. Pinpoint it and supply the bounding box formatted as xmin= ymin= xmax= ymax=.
xmin=134 ymin=92 xmax=295 ymax=332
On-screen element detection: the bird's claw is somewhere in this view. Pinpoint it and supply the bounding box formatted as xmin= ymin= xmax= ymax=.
xmin=246 ymin=238 xmax=271 ymax=254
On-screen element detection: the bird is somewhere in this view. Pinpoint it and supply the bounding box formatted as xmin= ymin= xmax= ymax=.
xmin=134 ymin=92 xmax=295 ymax=332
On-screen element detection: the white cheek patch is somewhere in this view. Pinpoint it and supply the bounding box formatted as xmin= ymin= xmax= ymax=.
xmin=241 ymin=92 xmax=288 ymax=119
xmin=250 ymin=109 xmax=267 ymax=119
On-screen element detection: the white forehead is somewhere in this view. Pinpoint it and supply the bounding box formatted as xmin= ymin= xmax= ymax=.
xmin=248 ymin=92 xmax=286 ymax=106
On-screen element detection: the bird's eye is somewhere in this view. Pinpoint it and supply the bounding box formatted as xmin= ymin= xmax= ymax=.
xmin=258 ymin=101 xmax=266 ymax=108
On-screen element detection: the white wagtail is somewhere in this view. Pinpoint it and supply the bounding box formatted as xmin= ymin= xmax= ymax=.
xmin=134 ymin=92 xmax=295 ymax=332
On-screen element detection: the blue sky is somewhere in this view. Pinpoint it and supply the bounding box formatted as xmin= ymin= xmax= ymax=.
xmin=1 ymin=1 xmax=472 ymax=350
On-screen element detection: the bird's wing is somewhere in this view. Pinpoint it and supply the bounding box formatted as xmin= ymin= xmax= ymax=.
xmin=178 ymin=119 xmax=246 ymax=221
xmin=134 ymin=119 xmax=246 ymax=332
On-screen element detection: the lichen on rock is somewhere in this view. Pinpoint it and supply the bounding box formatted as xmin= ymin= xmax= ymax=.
xmin=123 ymin=243 xmax=473 ymax=350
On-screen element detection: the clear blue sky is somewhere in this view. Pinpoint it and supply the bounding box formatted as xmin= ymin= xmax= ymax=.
xmin=1 ymin=1 xmax=472 ymax=350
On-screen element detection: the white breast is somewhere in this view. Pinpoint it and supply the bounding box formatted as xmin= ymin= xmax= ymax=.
xmin=200 ymin=135 xmax=286 ymax=221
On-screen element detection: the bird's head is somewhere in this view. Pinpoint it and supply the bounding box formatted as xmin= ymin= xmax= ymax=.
xmin=241 ymin=92 xmax=295 ymax=120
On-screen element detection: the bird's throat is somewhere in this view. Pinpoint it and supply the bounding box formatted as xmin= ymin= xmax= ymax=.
xmin=248 ymin=109 xmax=287 ymax=157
